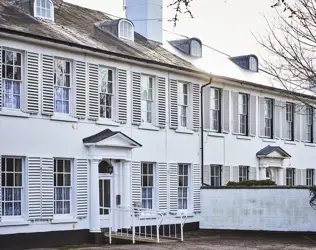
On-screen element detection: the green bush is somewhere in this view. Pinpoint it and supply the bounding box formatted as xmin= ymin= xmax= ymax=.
xmin=226 ymin=180 xmax=276 ymax=186
xmin=309 ymin=186 xmax=316 ymax=193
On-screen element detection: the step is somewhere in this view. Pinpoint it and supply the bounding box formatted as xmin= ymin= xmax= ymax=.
xmin=104 ymin=232 xmax=177 ymax=244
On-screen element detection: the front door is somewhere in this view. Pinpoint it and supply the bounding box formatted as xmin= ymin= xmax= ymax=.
xmin=99 ymin=177 xmax=111 ymax=218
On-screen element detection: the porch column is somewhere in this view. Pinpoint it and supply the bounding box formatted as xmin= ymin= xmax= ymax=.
xmin=259 ymin=167 xmax=266 ymax=180
xmin=278 ymin=168 xmax=284 ymax=185
xmin=122 ymin=161 xmax=132 ymax=208
xmin=89 ymin=158 xmax=101 ymax=233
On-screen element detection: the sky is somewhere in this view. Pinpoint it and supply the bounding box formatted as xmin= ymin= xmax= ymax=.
xmin=64 ymin=0 xmax=277 ymax=58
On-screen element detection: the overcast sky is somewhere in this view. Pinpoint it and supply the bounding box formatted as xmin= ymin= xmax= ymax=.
xmin=65 ymin=0 xmax=277 ymax=57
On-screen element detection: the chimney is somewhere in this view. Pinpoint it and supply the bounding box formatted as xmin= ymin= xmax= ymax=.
xmin=125 ymin=0 xmax=163 ymax=43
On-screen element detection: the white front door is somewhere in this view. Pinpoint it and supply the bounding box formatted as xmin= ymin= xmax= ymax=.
xmin=99 ymin=176 xmax=113 ymax=228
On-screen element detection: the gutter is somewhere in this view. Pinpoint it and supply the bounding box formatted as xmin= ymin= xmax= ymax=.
xmin=200 ymin=77 xmax=213 ymax=186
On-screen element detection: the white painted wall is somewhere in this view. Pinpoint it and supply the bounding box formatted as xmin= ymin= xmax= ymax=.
xmin=200 ymin=188 xmax=316 ymax=231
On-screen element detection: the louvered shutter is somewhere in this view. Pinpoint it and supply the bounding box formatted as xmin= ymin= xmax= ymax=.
xmin=232 ymin=92 xmax=239 ymax=134
xmin=158 ymin=162 xmax=168 ymax=210
xmin=222 ymin=90 xmax=230 ymax=133
xmin=42 ymin=55 xmax=54 ymax=115
xmin=157 ymin=77 xmax=166 ymax=128
xmin=192 ymin=83 xmax=200 ymax=131
xmin=302 ymin=106 xmax=308 ymax=142
xmin=0 ymin=157 xmax=2 ymax=221
xmin=41 ymin=158 xmax=54 ymax=219
xmin=232 ymin=166 xmax=239 ymax=182
xmin=274 ymin=100 xmax=281 ymax=139
xmin=76 ymin=159 xmax=88 ymax=218
xmin=295 ymin=169 xmax=301 ymax=185
xmin=27 ymin=52 xmax=40 ymax=114
xmin=249 ymin=95 xmax=256 ymax=136
xmin=249 ymin=167 xmax=257 ymax=180
xmin=301 ymin=169 xmax=307 ymax=185
xmin=222 ymin=166 xmax=230 ymax=185
xmin=87 ymin=64 xmax=99 ymax=120
xmin=169 ymin=163 xmax=178 ymax=213
xmin=169 ymin=79 xmax=178 ymax=129
xmin=117 ymin=69 xmax=127 ymax=123
xmin=294 ymin=105 xmax=301 ymax=141
xmin=75 ymin=61 xmax=86 ymax=119
xmin=313 ymin=108 xmax=316 ymax=143
xmin=203 ymin=165 xmax=210 ymax=185
xmin=131 ymin=161 xmax=141 ymax=206
xmin=259 ymin=97 xmax=265 ymax=137
xmin=281 ymin=102 xmax=288 ymax=139
xmin=28 ymin=157 xmax=41 ymax=220
xmin=203 ymin=87 xmax=210 ymax=130
xmin=0 ymin=47 xmax=2 ymax=109
xmin=131 ymin=72 xmax=141 ymax=125
xmin=193 ymin=163 xmax=201 ymax=213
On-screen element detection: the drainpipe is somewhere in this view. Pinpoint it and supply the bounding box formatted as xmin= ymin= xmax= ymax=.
xmin=201 ymin=77 xmax=213 ymax=186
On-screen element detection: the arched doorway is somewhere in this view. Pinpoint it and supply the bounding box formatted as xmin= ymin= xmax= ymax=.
xmin=99 ymin=160 xmax=113 ymax=222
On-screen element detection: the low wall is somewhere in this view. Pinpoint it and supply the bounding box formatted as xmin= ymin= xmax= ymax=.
xmin=200 ymin=187 xmax=316 ymax=232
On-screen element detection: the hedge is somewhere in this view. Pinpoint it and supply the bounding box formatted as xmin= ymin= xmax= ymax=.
xmin=226 ymin=180 xmax=276 ymax=186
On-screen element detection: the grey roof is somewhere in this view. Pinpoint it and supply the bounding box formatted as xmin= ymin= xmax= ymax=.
xmin=82 ymin=129 xmax=142 ymax=147
xmin=256 ymin=145 xmax=291 ymax=158
xmin=0 ymin=0 xmax=206 ymax=75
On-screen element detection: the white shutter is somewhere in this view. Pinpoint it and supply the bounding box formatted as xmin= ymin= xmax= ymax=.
xmin=295 ymin=169 xmax=301 ymax=185
xmin=313 ymin=108 xmax=316 ymax=143
xmin=294 ymin=105 xmax=300 ymax=141
xmin=169 ymin=79 xmax=178 ymax=129
xmin=41 ymin=158 xmax=54 ymax=219
xmin=203 ymin=87 xmax=210 ymax=131
xmin=222 ymin=166 xmax=230 ymax=185
xmin=281 ymin=102 xmax=287 ymax=139
xmin=157 ymin=77 xmax=166 ymax=128
xmin=0 ymin=46 xmax=2 ymax=109
xmin=203 ymin=165 xmax=210 ymax=185
xmin=274 ymin=100 xmax=281 ymax=139
xmin=75 ymin=61 xmax=86 ymax=119
xmin=42 ymin=55 xmax=54 ymax=115
xmin=193 ymin=163 xmax=201 ymax=213
xmin=131 ymin=161 xmax=141 ymax=206
xmin=192 ymin=83 xmax=200 ymax=132
xmin=302 ymin=106 xmax=308 ymax=142
xmin=259 ymin=97 xmax=265 ymax=137
xmin=169 ymin=163 xmax=178 ymax=213
xmin=249 ymin=167 xmax=257 ymax=180
xmin=249 ymin=95 xmax=256 ymax=136
xmin=27 ymin=52 xmax=40 ymax=114
xmin=88 ymin=63 xmax=98 ymax=120
xmin=222 ymin=89 xmax=230 ymax=133
xmin=132 ymin=72 xmax=141 ymax=125
xmin=117 ymin=69 xmax=127 ymax=123
xmin=301 ymin=169 xmax=307 ymax=185
xmin=76 ymin=159 xmax=88 ymax=218
xmin=28 ymin=157 xmax=41 ymax=220
xmin=232 ymin=166 xmax=239 ymax=182
xmin=158 ymin=162 xmax=168 ymax=210
xmin=232 ymin=92 xmax=239 ymax=134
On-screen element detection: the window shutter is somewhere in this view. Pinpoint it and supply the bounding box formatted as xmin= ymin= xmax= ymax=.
xmin=222 ymin=166 xmax=230 ymax=185
xmin=222 ymin=89 xmax=230 ymax=133
xmin=203 ymin=87 xmax=210 ymax=131
xmin=28 ymin=157 xmax=42 ymax=220
xmin=169 ymin=163 xmax=178 ymax=213
xmin=232 ymin=166 xmax=239 ymax=182
xmin=157 ymin=77 xmax=166 ymax=128
xmin=302 ymin=106 xmax=308 ymax=142
xmin=117 ymin=69 xmax=128 ymax=124
xmin=192 ymin=83 xmax=200 ymax=132
xmin=232 ymin=92 xmax=239 ymax=134
xmin=313 ymin=108 xmax=316 ymax=143
xmin=132 ymin=72 xmax=141 ymax=125
xmin=41 ymin=158 xmax=54 ymax=219
xmin=76 ymin=159 xmax=88 ymax=219
xmin=158 ymin=162 xmax=168 ymax=211
xmin=75 ymin=61 xmax=87 ymax=119
xmin=0 ymin=157 xmax=2 ymax=221
xmin=169 ymin=79 xmax=178 ymax=129
xmin=294 ymin=105 xmax=301 ymax=141
xmin=258 ymin=97 xmax=265 ymax=137
xmin=88 ymin=63 xmax=99 ymax=120
xmin=249 ymin=167 xmax=257 ymax=180
xmin=131 ymin=161 xmax=141 ymax=206
xmin=42 ymin=55 xmax=54 ymax=115
xmin=27 ymin=52 xmax=40 ymax=114
xmin=281 ymin=102 xmax=287 ymax=139
xmin=193 ymin=163 xmax=201 ymax=213
xmin=274 ymin=100 xmax=281 ymax=139
xmin=0 ymin=46 xmax=2 ymax=109
xmin=295 ymin=168 xmax=301 ymax=185
xmin=203 ymin=165 xmax=210 ymax=185
xmin=249 ymin=95 xmax=256 ymax=136
xmin=301 ymin=169 xmax=307 ymax=185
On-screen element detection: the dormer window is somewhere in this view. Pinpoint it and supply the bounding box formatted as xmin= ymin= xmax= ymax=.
xmin=169 ymin=38 xmax=202 ymax=58
xmin=249 ymin=56 xmax=258 ymax=72
xmin=191 ymin=39 xmax=202 ymax=58
xmin=230 ymin=54 xmax=259 ymax=72
xmin=118 ymin=19 xmax=134 ymax=41
xmin=34 ymin=0 xmax=54 ymax=21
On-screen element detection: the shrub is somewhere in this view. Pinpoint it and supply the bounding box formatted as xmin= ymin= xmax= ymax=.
xmin=226 ymin=180 xmax=276 ymax=186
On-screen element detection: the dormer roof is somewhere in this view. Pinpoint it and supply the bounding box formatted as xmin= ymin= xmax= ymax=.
xmin=169 ymin=37 xmax=202 ymax=58
xmin=230 ymin=54 xmax=259 ymax=72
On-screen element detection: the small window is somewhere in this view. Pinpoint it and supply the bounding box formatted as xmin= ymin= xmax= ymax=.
xmin=249 ymin=56 xmax=258 ymax=72
xmin=99 ymin=67 xmax=114 ymax=119
xmin=286 ymin=103 xmax=294 ymax=141
xmin=210 ymin=88 xmax=221 ymax=132
xmin=141 ymin=163 xmax=154 ymax=209
xmin=307 ymin=169 xmax=314 ymax=186
xmin=141 ymin=75 xmax=155 ymax=124
xmin=119 ymin=20 xmax=134 ymax=41
xmin=178 ymin=164 xmax=189 ymax=210
xmin=191 ymin=40 xmax=202 ymax=57
xmin=178 ymin=82 xmax=189 ymax=128
xmin=239 ymin=166 xmax=249 ymax=182
xmin=306 ymin=106 xmax=313 ymax=143
xmin=264 ymin=98 xmax=274 ymax=138
xmin=34 ymin=0 xmax=54 ymax=21
xmin=210 ymin=165 xmax=221 ymax=186
xmin=286 ymin=168 xmax=295 ymax=186
xmin=238 ymin=93 xmax=249 ymax=135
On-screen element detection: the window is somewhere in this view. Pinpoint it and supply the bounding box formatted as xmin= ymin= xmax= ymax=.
xmin=239 ymin=166 xmax=249 ymax=182
xmin=99 ymin=67 xmax=114 ymax=119
xmin=286 ymin=168 xmax=295 ymax=186
xmin=249 ymin=56 xmax=258 ymax=72
xmin=307 ymin=169 xmax=314 ymax=186
xmin=1 ymin=157 xmax=23 ymax=217
xmin=238 ymin=93 xmax=249 ymax=135
xmin=264 ymin=98 xmax=273 ymax=138
xmin=2 ymin=50 xmax=22 ymax=109
xmin=191 ymin=40 xmax=202 ymax=57
xmin=210 ymin=165 xmax=221 ymax=186
xmin=54 ymin=59 xmax=71 ymax=114
xmin=54 ymin=159 xmax=71 ymax=215
xmin=141 ymin=75 xmax=155 ymax=124
xmin=179 ymin=82 xmax=189 ymax=127
xmin=286 ymin=103 xmax=294 ymax=141
xmin=178 ymin=164 xmax=189 ymax=210
xmin=119 ymin=20 xmax=134 ymax=41
xmin=210 ymin=88 xmax=221 ymax=132
xmin=306 ymin=106 xmax=313 ymax=143
xmin=141 ymin=163 xmax=154 ymax=209
xmin=34 ymin=0 xmax=54 ymax=21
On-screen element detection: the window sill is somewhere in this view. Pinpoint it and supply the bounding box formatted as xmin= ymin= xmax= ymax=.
xmin=284 ymin=141 xmax=296 ymax=145
xmin=51 ymin=218 xmax=78 ymax=224
xmin=176 ymin=127 xmax=194 ymax=134
xmin=305 ymin=143 xmax=316 ymax=147
xmin=138 ymin=123 xmax=160 ymax=131
xmin=0 ymin=220 xmax=30 ymax=227
xmin=208 ymin=132 xmax=225 ymax=138
xmin=0 ymin=109 xmax=30 ymax=118
xmin=50 ymin=115 xmax=78 ymax=123
xmin=262 ymin=138 xmax=277 ymax=143
xmin=96 ymin=119 xmax=120 ymax=127
xmin=236 ymin=135 xmax=251 ymax=140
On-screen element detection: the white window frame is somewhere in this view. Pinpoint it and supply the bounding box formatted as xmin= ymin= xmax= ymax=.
xmin=190 ymin=40 xmax=202 ymax=57
xmin=307 ymin=169 xmax=314 ymax=186
xmin=1 ymin=157 xmax=25 ymax=222
xmin=141 ymin=75 xmax=155 ymax=124
xmin=34 ymin=0 xmax=54 ymax=22
xmin=141 ymin=162 xmax=155 ymax=210
xmin=306 ymin=106 xmax=313 ymax=143
xmin=210 ymin=88 xmax=221 ymax=132
xmin=210 ymin=165 xmax=221 ymax=186
xmin=118 ymin=20 xmax=134 ymax=41
xmin=238 ymin=93 xmax=248 ymax=135
xmin=178 ymin=82 xmax=190 ymax=128
xmin=239 ymin=166 xmax=249 ymax=182
xmin=178 ymin=163 xmax=190 ymax=212
xmin=286 ymin=102 xmax=294 ymax=141
xmin=286 ymin=168 xmax=295 ymax=186
xmin=264 ymin=98 xmax=273 ymax=138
